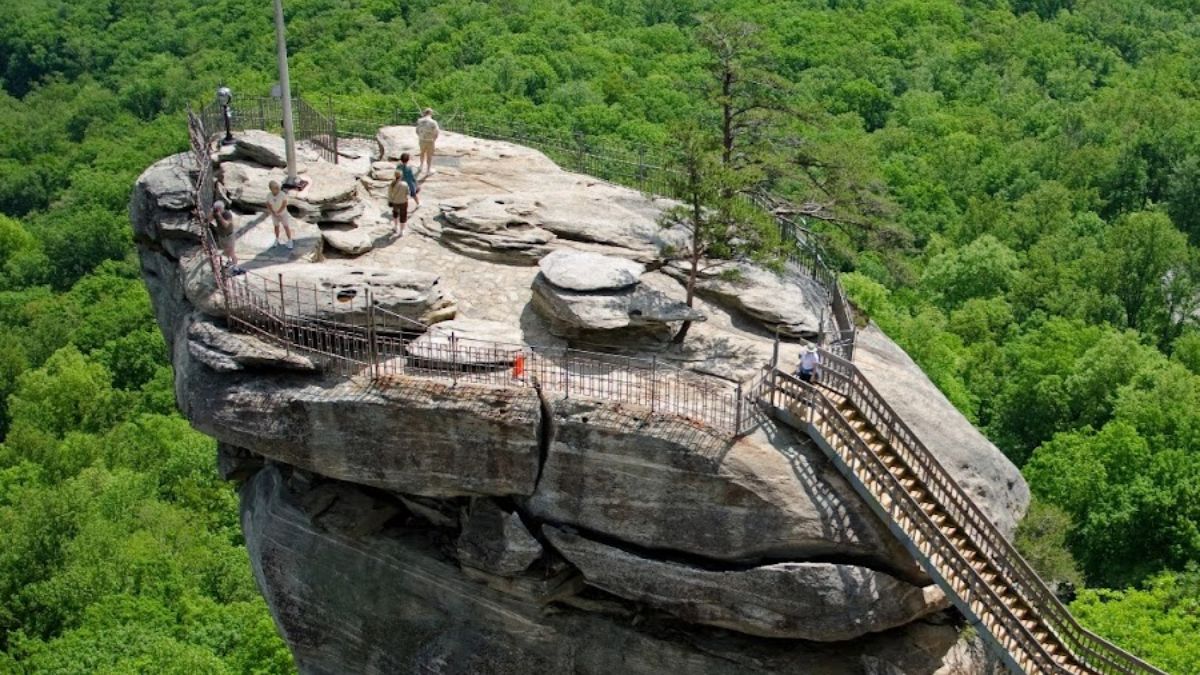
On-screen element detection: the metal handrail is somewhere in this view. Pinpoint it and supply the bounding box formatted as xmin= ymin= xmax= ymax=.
xmin=770 ymin=370 xmax=1062 ymax=673
xmin=768 ymin=352 xmax=1166 ymax=675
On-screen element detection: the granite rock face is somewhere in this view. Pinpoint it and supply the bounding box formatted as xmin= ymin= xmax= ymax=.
xmin=243 ymin=465 xmax=991 ymax=675
xmin=133 ymin=127 xmax=1026 ymax=674
xmin=544 ymin=526 xmax=948 ymax=641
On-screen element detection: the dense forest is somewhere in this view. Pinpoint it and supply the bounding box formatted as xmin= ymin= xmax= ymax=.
xmin=2 ymin=0 xmax=1199 ymax=671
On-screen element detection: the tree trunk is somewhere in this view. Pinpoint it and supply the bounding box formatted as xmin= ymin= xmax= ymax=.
xmin=722 ymin=69 xmax=734 ymax=168
xmin=672 ymin=246 xmax=701 ymax=344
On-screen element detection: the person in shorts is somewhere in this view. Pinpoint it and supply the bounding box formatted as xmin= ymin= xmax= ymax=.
xmin=387 ymin=167 xmax=410 ymax=236
xmin=211 ymin=201 xmax=245 ymax=274
xmin=266 ymin=180 xmax=295 ymax=249
xmin=415 ymin=108 xmax=440 ymax=175
xmin=399 ymin=152 xmax=420 ymax=209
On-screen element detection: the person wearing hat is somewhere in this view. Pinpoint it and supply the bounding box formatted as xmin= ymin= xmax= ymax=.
xmin=796 ymin=343 xmax=821 ymax=383
xmin=415 ymin=108 xmax=440 ymax=175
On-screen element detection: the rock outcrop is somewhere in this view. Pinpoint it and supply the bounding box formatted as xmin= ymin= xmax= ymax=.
xmin=543 ymin=526 xmax=948 ymax=641
xmin=133 ymin=125 xmax=1024 ymax=674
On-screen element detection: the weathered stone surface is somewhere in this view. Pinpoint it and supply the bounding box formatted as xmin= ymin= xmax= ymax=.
xmin=438 ymin=191 xmax=684 ymax=262
xmin=176 ymin=337 xmax=541 ymax=497
xmin=538 ymin=249 xmax=644 ymax=292
xmin=407 ymin=318 xmax=525 ymax=366
xmin=130 ymin=153 xmax=198 ymax=241
xmin=852 ymin=323 xmax=1030 ymax=537
xmin=219 ymin=160 xmax=360 ymax=222
xmin=526 ymin=398 xmax=927 ymax=583
xmin=457 ymin=499 xmax=543 ymax=576
xmin=232 ymin=130 xmax=288 ymax=167
xmin=320 ymin=223 xmax=393 ymax=256
xmin=188 ymin=317 xmax=316 ymax=372
xmin=242 ymin=464 xmax=971 ymax=675
xmin=531 ymin=272 xmax=704 ymax=337
xmin=544 ymin=526 xmax=948 ymax=641
xmin=255 ymin=262 xmax=454 ymax=325
xmin=666 ymin=260 xmax=829 ymax=338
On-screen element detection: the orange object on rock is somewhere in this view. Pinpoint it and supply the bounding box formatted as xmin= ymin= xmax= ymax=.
xmin=513 ymin=354 xmax=526 ymax=377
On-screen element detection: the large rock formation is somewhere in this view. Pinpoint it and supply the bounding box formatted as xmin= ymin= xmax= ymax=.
xmin=133 ymin=127 xmax=1020 ymax=674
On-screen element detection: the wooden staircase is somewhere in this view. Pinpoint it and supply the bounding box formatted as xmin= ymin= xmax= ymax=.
xmin=760 ymin=351 xmax=1167 ymax=675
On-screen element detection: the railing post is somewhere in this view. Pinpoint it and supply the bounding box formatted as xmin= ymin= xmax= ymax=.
xmin=563 ymin=349 xmax=571 ymax=399
xmin=734 ymin=382 xmax=744 ymax=434
xmin=649 ymin=356 xmax=656 ymax=412
xmin=449 ymin=332 xmax=458 ymax=385
xmin=366 ymin=288 xmax=377 ymax=378
xmin=772 ymin=327 xmax=781 ymax=369
xmin=277 ymin=273 xmax=289 ymax=357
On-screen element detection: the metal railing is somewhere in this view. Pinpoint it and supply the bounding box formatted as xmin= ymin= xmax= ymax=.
xmin=214 ymin=263 xmax=750 ymax=434
xmin=198 ymin=95 xmax=338 ymax=164
xmin=762 ymin=351 xmax=1166 ymax=675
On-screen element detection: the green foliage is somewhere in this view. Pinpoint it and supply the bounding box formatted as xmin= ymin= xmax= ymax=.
xmin=1071 ymin=567 xmax=1200 ymax=674
xmin=2 ymin=0 xmax=1200 ymax=668
xmin=1015 ymin=499 xmax=1083 ymax=594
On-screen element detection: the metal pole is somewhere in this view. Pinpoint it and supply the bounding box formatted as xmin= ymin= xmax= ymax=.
xmin=649 ymin=356 xmax=656 ymax=412
xmin=734 ymin=382 xmax=743 ymax=434
xmin=450 ymin=332 xmax=458 ymax=385
xmin=277 ymin=273 xmax=290 ymax=356
xmin=273 ymin=0 xmax=300 ymax=188
xmin=366 ymin=289 xmax=377 ymax=378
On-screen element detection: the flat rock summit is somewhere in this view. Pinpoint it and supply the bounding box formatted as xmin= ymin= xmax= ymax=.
xmin=132 ymin=126 xmax=1026 ymax=674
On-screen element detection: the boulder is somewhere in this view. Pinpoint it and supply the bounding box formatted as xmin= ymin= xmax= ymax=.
xmin=544 ymin=526 xmax=948 ymax=641
xmin=406 ymin=318 xmax=525 ymax=366
xmin=665 ymin=261 xmax=829 ymax=338
xmin=538 ymin=249 xmax=644 ymax=292
xmin=219 ymin=160 xmax=359 ymax=222
xmin=851 ymin=323 xmax=1030 ymax=537
xmin=321 ymin=224 xmax=393 ymax=257
xmin=252 ymin=262 xmax=454 ymax=326
xmin=232 ymin=130 xmax=288 ymax=167
xmin=370 ymin=160 xmax=396 ymax=181
xmin=530 ymin=272 xmax=704 ymax=337
xmin=188 ymin=317 xmax=316 ymax=372
xmin=242 ymin=464 xmax=971 ymax=675
xmin=438 ymin=192 xmax=678 ymax=260
xmin=440 ymin=223 xmax=556 ymax=265
xmin=376 ymin=125 xmax=420 ymax=161
xmin=457 ymin=499 xmax=543 ymax=576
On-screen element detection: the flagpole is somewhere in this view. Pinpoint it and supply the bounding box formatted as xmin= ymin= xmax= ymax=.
xmin=273 ymin=0 xmax=301 ymax=189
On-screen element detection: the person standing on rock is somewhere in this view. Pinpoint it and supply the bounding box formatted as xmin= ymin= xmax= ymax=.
xmin=797 ymin=343 xmax=821 ymax=383
xmin=399 ymin=152 xmax=420 ymax=210
xmin=415 ymin=108 xmax=440 ymax=175
xmin=266 ymin=180 xmax=295 ymax=250
xmin=210 ymin=201 xmax=245 ymax=275
xmin=387 ymin=164 xmax=410 ymax=237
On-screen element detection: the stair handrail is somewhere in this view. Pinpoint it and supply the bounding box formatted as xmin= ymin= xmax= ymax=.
xmin=800 ymin=350 xmax=1166 ymax=675
xmin=770 ymin=370 xmax=1063 ymax=673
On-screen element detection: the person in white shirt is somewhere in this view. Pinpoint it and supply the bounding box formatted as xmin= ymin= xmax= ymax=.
xmin=797 ymin=343 xmax=821 ymax=383
xmin=266 ymin=180 xmax=295 ymax=250
xmin=415 ymin=108 xmax=440 ymax=176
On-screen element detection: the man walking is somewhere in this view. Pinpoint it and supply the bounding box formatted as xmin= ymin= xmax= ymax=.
xmin=796 ymin=343 xmax=821 ymax=383
xmin=415 ymin=108 xmax=440 ymax=175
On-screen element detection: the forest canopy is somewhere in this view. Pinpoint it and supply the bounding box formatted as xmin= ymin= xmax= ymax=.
xmin=2 ymin=0 xmax=1200 ymax=671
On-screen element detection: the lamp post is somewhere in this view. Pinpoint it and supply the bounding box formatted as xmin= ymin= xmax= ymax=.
xmin=217 ymin=86 xmax=235 ymax=146
xmin=273 ymin=0 xmax=303 ymax=189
